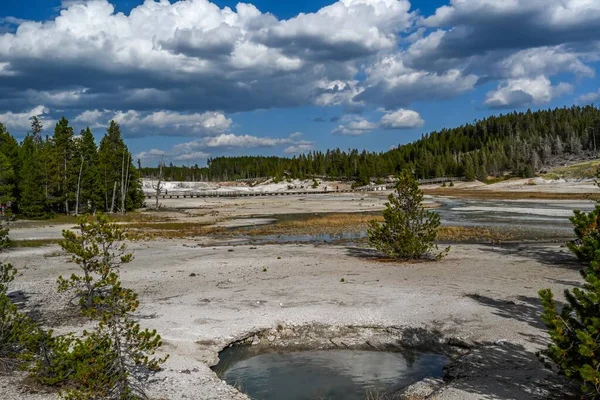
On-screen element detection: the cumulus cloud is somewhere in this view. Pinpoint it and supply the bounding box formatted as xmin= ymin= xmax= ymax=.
xmin=356 ymin=55 xmax=478 ymax=108
xmin=404 ymin=0 xmax=600 ymax=109
xmin=284 ymin=141 xmax=315 ymax=154
xmin=578 ymin=89 xmax=600 ymax=104
xmin=421 ymin=0 xmax=600 ymax=58
xmin=137 ymin=131 xmax=306 ymax=162
xmin=0 ymin=0 xmax=414 ymax=115
xmin=333 ymin=108 xmax=424 ymax=135
xmin=0 ymin=105 xmax=55 ymax=131
xmin=332 ymin=118 xmax=378 ymax=136
xmin=379 ymin=108 xmax=424 ymax=129
xmin=0 ymin=0 xmax=599 ymax=136
xmin=73 ymin=109 xmax=232 ymax=136
xmin=484 ymin=76 xmax=573 ymax=108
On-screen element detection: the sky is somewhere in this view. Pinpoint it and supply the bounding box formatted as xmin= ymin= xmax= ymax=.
xmin=0 ymin=0 xmax=599 ymax=166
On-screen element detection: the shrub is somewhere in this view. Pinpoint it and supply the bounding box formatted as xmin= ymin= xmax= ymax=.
xmin=368 ymin=171 xmax=448 ymax=260
xmin=0 ymin=220 xmax=10 ymax=249
xmin=0 ymin=261 xmax=39 ymax=372
xmin=312 ymin=179 xmax=319 ymax=189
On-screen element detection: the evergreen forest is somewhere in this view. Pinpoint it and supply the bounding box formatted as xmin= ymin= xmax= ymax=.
xmin=142 ymin=105 xmax=600 ymax=185
xmin=0 ymin=118 xmax=144 ymax=218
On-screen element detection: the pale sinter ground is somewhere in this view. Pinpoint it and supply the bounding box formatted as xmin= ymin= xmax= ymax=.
xmin=1 ymin=181 xmax=594 ymax=399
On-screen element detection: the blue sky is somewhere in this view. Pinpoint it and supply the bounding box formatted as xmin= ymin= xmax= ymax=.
xmin=1 ymin=0 xmax=599 ymax=166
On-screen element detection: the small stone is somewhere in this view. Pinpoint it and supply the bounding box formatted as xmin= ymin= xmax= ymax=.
xmin=267 ymin=335 xmax=275 ymax=342
xmin=251 ymin=335 xmax=261 ymax=345
xmin=189 ymin=273 xmax=197 ymax=277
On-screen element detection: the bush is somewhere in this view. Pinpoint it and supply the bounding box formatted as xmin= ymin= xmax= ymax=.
xmin=48 ymin=214 xmax=167 ymax=399
xmin=0 ymin=221 xmax=10 ymax=249
xmin=539 ymin=201 xmax=600 ymax=396
xmin=368 ymin=171 xmax=448 ymax=260
xmin=57 ymin=214 xmax=133 ymax=315
xmin=0 ymin=262 xmax=39 ymax=372
xmin=312 ymin=179 xmax=319 ymax=189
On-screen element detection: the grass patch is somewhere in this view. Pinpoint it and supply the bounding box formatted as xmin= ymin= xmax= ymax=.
xmin=123 ymin=221 xmax=225 ymax=240
xmin=437 ymin=226 xmax=514 ymax=242
xmin=544 ymin=159 xmax=600 ymax=179
xmin=234 ymin=212 xmax=382 ymax=236
xmin=9 ymin=239 xmax=60 ymax=248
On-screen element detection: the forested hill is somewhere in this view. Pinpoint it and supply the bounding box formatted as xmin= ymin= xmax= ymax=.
xmin=143 ymin=105 xmax=600 ymax=184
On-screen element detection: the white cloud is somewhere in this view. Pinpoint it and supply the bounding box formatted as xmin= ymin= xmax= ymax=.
xmin=356 ymin=55 xmax=478 ymax=108
xmin=138 ymin=132 xmax=302 ymax=162
xmin=484 ymin=76 xmax=573 ymax=108
xmin=0 ymin=0 xmax=415 ymax=114
xmin=379 ymin=108 xmax=424 ymax=129
xmin=332 ymin=118 xmax=378 ymax=136
xmin=73 ymin=109 xmax=232 ymax=136
xmin=284 ymin=142 xmax=315 ymax=154
xmin=332 ymin=108 xmax=424 ymax=135
xmin=0 ymin=105 xmax=55 ymax=131
xmin=578 ymin=89 xmax=600 ymax=104
xmin=0 ymin=0 xmax=599 ymax=124
xmin=174 ymin=133 xmax=292 ymax=152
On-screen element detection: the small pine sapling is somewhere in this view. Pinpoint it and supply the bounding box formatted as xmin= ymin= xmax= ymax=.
xmin=368 ymin=171 xmax=449 ymax=260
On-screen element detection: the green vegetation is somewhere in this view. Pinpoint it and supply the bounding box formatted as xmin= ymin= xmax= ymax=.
xmin=0 ymin=261 xmax=38 ymax=372
xmin=544 ymin=159 xmax=600 ymax=180
xmin=368 ymin=172 xmax=448 ymax=260
xmin=141 ymin=105 xmax=600 ymax=182
xmin=0 ymin=218 xmax=166 ymax=399
xmin=539 ymin=183 xmax=600 ymax=397
xmin=0 ymin=118 xmax=144 ymax=219
xmin=57 ymin=214 xmax=133 ymax=314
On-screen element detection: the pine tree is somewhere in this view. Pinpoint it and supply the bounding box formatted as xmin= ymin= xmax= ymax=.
xmin=75 ymin=128 xmax=102 ymax=214
xmin=0 ymin=152 xmax=15 ymax=205
xmin=539 ymin=181 xmax=600 ymax=397
xmin=19 ymin=135 xmax=49 ymax=218
xmin=98 ymin=122 xmax=144 ymax=213
xmin=46 ymin=215 xmax=167 ymax=399
xmin=57 ymin=214 xmax=133 ymax=315
xmin=51 ymin=117 xmax=77 ymax=214
xmin=368 ymin=171 xmax=449 ymax=260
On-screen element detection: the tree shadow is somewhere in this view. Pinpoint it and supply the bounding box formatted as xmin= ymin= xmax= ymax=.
xmin=345 ymin=246 xmax=382 ymax=260
xmin=444 ymin=342 xmax=577 ymax=400
xmin=477 ymin=243 xmax=582 ymax=270
xmin=464 ymin=293 xmax=556 ymax=330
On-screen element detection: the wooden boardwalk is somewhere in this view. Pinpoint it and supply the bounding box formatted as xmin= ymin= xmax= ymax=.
xmin=146 ymin=189 xmax=354 ymax=199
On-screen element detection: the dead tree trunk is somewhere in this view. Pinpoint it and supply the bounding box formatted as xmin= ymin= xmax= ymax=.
xmin=110 ymin=181 xmax=117 ymax=213
xmin=152 ymin=159 xmax=164 ymax=210
xmin=75 ymin=155 xmax=84 ymax=215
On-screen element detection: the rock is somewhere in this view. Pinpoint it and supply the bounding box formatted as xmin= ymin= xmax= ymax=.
xmin=251 ymin=335 xmax=261 ymax=345
xmin=267 ymin=335 xmax=275 ymax=342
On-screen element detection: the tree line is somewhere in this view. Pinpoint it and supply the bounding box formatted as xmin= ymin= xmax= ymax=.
xmin=0 ymin=118 xmax=144 ymax=218
xmin=142 ymin=105 xmax=600 ymax=185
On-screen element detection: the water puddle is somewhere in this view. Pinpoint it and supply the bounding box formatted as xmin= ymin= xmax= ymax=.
xmin=213 ymin=347 xmax=448 ymax=400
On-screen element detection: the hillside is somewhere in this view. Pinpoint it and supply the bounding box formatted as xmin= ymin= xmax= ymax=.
xmin=142 ymin=105 xmax=600 ymax=184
